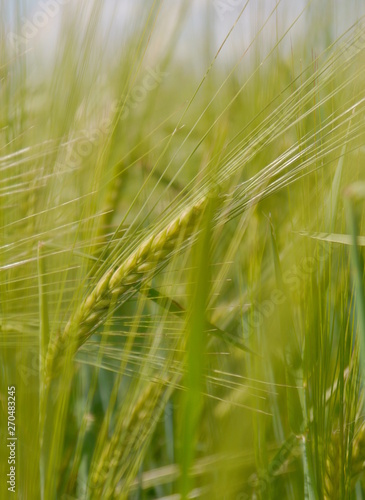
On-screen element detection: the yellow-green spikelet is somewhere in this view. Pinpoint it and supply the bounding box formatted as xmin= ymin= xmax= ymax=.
xmin=45 ymin=196 xmax=207 ymax=383
xmin=89 ymin=378 xmax=167 ymax=497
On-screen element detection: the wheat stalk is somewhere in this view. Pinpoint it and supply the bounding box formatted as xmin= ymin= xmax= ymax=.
xmin=351 ymin=422 xmax=365 ymax=481
xmin=324 ymin=430 xmax=341 ymax=500
xmin=89 ymin=377 xmax=169 ymax=498
xmin=44 ymin=196 xmax=208 ymax=384
xmin=324 ymin=422 xmax=365 ymax=499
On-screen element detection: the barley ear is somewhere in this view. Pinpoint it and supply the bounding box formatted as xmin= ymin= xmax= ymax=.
xmin=45 ymin=196 xmax=208 ymax=384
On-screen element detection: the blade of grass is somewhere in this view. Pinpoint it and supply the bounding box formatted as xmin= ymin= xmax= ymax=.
xmin=145 ymin=286 xmax=254 ymax=353
xmin=345 ymin=190 xmax=365 ymax=397
xmin=178 ymin=197 xmax=214 ymax=499
xmin=37 ymin=241 xmax=50 ymax=500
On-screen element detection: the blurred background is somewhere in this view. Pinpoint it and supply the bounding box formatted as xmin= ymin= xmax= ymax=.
xmin=1 ymin=1 xmax=365 ymax=499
